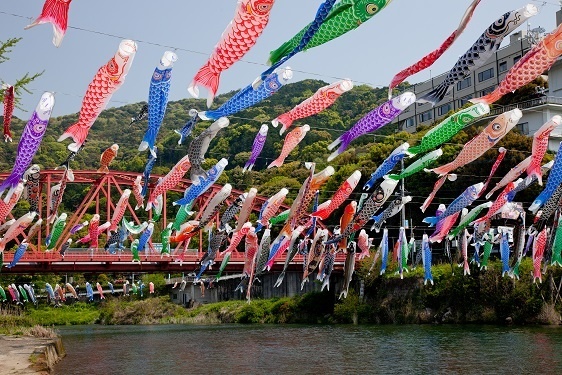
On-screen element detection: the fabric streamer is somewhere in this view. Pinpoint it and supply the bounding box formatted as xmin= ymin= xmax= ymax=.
xmin=388 ymin=0 xmax=482 ymax=97
xmin=25 ymin=0 xmax=73 ymax=47
xmin=188 ymin=0 xmax=276 ymax=107
xmin=58 ymin=40 xmax=137 ymax=152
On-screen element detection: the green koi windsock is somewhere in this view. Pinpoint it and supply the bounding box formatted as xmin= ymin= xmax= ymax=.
xmin=172 ymin=202 xmax=194 ymax=231
xmin=161 ymin=223 xmax=172 ymax=257
xmin=408 ymin=103 xmax=489 ymax=156
xmin=386 ymin=149 xmax=442 ymax=180
xmin=269 ymin=0 xmax=394 ymax=65
xmin=551 ymin=216 xmax=562 ymax=267
xmin=46 ymin=213 xmax=67 ymax=250
xmin=131 ymin=239 xmax=140 ymax=263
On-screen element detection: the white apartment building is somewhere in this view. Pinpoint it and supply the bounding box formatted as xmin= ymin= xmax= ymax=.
xmin=394 ymin=9 xmax=562 ymax=151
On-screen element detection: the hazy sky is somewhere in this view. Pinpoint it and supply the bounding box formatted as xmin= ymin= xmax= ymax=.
xmin=1 ymin=0 xmax=559 ymax=119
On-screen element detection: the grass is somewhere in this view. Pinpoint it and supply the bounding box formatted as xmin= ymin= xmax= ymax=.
xmin=26 ymin=303 xmax=100 ymax=326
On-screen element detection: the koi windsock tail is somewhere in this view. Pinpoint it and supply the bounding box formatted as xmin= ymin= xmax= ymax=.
xmin=173 ymin=130 xmax=185 ymax=145
xmin=529 ymin=194 xmax=546 ymax=214
xmin=310 ymin=207 xmax=329 ymax=221
xmin=383 ymin=174 xmax=400 ymax=181
xmin=145 ymin=196 xmax=158 ymax=212
xmin=271 ymin=113 xmax=293 ymax=135
xmin=268 ymin=41 xmax=292 ymax=67
xmin=242 ymin=161 xmax=254 ymax=173
xmin=417 ymin=82 xmax=450 ymax=106
xmin=58 ymin=123 xmax=88 ymax=153
xmin=267 ymin=157 xmax=284 ymax=169
xmin=97 ymin=166 xmax=109 ymax=174
xmin=138 ymin=140 xmax=157 ymax=160
xmin=197 ymin=110 xmax=218 ymax=121
xmin=321 ymin=277 xmax=330 ymax=292
xmin=525 ymin=164 xmax=543 ymax=186
xmin=422 ymin=216 xmax=439 ymax=227
xmin=273 ymin=272 xmax=285 ymax=288
xmin=0 ymin=173 xmax=21 ymax=197
xmin=371 ymin=221 xmax=383 ymax=233
xmin=188 ymin=62 xmax=220 ymax=108
xmin=327 ymin=132 xmax=354 ymax=162
xmin=469 ymin=92 xmax=501 ymax=106
xmin=429 ymin=164 xmax=453 ymax=176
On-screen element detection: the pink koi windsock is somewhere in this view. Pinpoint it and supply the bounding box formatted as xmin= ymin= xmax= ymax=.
xmin=109 ymin=189 xmax=131 ymax=231
xmin=58 ymin=40 xmax=137 ymax=152
xmin=188 ymin=0 xmax=276 ymax=107
xmin=388 ymin=0 xmax=482 ymax=96
xmin=430 ymin=109 xmax=522 ymax=176
xmin=2 ymin=85 xmax=14 ymax=142
xmin=473 ymin=182 xmax=515 ymax=225
xmin=532 ymin=228 xmax=548 ymax=283
xmin=234 ymin=188 xmax=257 ymax=233
xmin=272 ymin=79 xmax=353 ymax=135
xmin=96 ymin=282 xmax=105 ymax=299
xmin=146 ymin=155 xmax=191 ymax=211
xmin=132 ymin=176 xmax=144 ymax=210
xmin=222 ymin=222 xmax=252 ymax=255
xmin=25 ymin=0 xmax=73 ymax=47
xmin=357 ymin=229 xmax=373 ymax=260
xmin=480 ymin=147 xmax=507 ymax=198
xmin=429 ymin=211 xmax=461 ymax=243
xmin=421 ymin=174 xmax=457 ymax=213
xmin=243 ymin=227 xmax=259 ymax=277
xmin=313 ymin=170 xmax=361 ymax=220
xmin=526 ymin=116 xmax=561 ymax=186
xmin=485 ymin=156 xmax=530 ymax=200
xmin=471 ymin=19 xmax=562 ymax=105
xmin=268 ymin=125 xmax=310 ymax=168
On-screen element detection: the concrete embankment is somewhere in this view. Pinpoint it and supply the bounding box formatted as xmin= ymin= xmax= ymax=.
xmin=0 ymin=335 xmax=65 ymax=374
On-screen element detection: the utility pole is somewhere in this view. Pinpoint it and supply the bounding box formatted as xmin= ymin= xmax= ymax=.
xmin=400 ymin=158 xmax=406 ymax=228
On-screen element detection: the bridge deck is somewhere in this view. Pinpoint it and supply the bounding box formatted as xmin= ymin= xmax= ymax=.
xmin=1 ymin=249 xmax=348 ymax=274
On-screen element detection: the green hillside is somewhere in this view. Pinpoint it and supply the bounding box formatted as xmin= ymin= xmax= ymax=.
xmin=0 ymin=79 xmax=545 ymax=238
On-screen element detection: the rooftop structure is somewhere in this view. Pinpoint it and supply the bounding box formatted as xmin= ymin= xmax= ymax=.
xmin=393 ymin=10 xmax=562 ymax=151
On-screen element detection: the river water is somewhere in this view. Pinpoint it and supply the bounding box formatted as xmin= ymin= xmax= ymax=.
xmin=54 ymin=324 xmax=562 ymax=374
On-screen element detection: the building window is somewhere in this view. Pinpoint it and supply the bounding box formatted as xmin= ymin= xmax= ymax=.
xmin=404 ymin=117 xmax=415 ymax=128
xmin=456 ymin=77 xmax=472 ymax=91
xmin=499 ymin=61 xmax=507 ymax=73
xmin=419 ymin=110 xmax=433 ymax=123
xmin=458 ymin=95 xmax=473 ymax=107
xmin=478 ymin=68 xmax=494 ymax=82
xmin=514 ymin=55 xmax=521 ymax=64
xmin=517 ymin=122 xmax=529 ymax=135
xmin=480 ymin=86 xmax=495 ymax=96
xmin=437 ymin=103 xmax=452 ymax=116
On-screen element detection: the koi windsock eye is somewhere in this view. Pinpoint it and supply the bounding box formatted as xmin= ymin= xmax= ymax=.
xmin=366 ymin=3 xmax=379 ymax=15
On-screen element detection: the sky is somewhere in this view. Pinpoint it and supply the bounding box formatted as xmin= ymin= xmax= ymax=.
xmin=1 ymin=0 xmax=560 ymax=119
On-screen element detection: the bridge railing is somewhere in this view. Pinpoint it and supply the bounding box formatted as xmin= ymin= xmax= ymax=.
xmin=2 ymin=248 xmax=348 ymax=265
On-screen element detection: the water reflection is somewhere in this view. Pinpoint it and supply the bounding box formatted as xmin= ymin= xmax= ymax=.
xmin=54 ymin=325 xmax=562 ymax=374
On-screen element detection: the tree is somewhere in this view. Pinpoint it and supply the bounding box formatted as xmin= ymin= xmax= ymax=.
xmin=0 ymin=37 xmax=43 ymax=108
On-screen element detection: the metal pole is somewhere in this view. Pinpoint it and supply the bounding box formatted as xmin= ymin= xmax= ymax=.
xmin=401 ymin=158 xmax=406 ymax=228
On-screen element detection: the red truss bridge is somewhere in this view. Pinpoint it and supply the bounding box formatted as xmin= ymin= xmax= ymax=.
xmin=0 ymin=169 xmax=344 ymax=274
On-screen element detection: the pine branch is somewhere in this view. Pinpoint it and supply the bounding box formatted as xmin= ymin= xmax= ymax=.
xmin=0 ymin=37 xmax=22 ymax=64
xmin=0 ymin=38 xmax=44 ymax=110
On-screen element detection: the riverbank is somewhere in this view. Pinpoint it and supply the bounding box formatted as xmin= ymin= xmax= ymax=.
xmin=2 ymin=259 xmax=562 ymax=328
xmin=0 ymin=331 xmax=64 ymax=374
